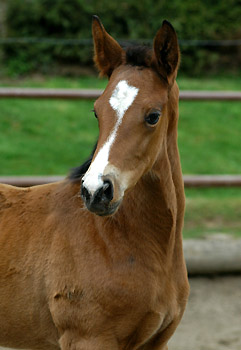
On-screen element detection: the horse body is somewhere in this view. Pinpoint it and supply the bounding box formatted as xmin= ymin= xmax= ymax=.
xmin=0 ymin=183 xmax=60 ymax=349
xmin=0 ymin=176 xmax=186 ymax=350
xmin=0 ymin=16 xmax=189 ymax=350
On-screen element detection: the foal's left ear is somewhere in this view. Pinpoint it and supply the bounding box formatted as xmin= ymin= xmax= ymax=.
xmin=153 ymin=20 xmax=180 ymax=85
xmin=92 ymin=16 xmax=123 ymax=77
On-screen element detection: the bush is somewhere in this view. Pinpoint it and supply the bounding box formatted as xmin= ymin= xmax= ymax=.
xmin=3 ymin=0 xmax=241 ymax=76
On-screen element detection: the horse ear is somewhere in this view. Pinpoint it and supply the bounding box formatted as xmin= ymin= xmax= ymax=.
xmin=153 ymin=20 xmax=180 ymax=85
xmin=92 ymin=16 xmax=123 ymax=77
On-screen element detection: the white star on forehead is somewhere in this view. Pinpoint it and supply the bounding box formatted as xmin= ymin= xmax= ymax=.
xmin=109 ymin=80 xmax=139 ymax=119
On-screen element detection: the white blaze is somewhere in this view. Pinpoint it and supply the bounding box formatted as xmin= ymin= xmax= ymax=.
xmin=82 ymin=80 xmax=139 ymax=195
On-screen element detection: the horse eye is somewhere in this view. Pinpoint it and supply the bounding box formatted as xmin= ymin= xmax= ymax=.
xmin=145 ymin=112 xmax=161 ymax=125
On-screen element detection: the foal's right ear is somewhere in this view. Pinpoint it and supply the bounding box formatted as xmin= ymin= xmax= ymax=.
xmin=92 ymin=16 xmax=123 ymax=77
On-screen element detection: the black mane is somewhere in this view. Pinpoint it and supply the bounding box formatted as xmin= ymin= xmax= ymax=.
xmin=68 ymin=143 xmax=97 ymax=182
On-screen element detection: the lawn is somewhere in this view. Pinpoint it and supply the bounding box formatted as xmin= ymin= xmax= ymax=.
xmin=0 ymin=74 xmax=240 ymax=238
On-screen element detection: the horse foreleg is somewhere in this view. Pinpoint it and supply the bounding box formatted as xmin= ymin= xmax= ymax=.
xmin=140 ymin=343 xmax=168 ymax=350
xmin=139 ymin=317 xmax=181 ymax=350
xmin=59 ymin=330 xmax=119 ymax=350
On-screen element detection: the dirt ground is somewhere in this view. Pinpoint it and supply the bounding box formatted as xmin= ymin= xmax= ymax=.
xmin=169 ymin=275 xmax=241 ymax=350
xmin=0 ymin=276 xmax=241 ymax=350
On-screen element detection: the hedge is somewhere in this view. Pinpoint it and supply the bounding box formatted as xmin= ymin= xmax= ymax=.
xmin=2 ymin=0 xmax=241 ymax=76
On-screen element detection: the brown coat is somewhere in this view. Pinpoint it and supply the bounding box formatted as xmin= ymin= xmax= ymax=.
xmin=0 ymin=17 xmax=189 ymax=350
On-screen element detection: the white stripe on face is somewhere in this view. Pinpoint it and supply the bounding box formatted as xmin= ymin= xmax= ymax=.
xmin=82 ymin=80 xmax=139 ymax=195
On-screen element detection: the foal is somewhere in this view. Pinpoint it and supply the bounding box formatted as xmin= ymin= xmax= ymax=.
xmin=0 ymin=16 xmax=189 ymax=350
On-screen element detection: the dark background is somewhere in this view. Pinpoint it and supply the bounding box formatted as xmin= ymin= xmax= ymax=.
xmin=0 ymin=0 xmax=241 ymax=77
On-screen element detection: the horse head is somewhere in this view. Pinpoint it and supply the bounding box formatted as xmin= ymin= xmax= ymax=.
xmin=81 ymin=16 xmax=180 ymax=216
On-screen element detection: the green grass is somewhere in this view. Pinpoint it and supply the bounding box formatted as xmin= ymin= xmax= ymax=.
xmin=177 ymin=75 xmax=241 ymax=91
xmin=0 ymin=75 xmax=108 ymax=89
xmin=0 ymin=98 xmax=99 ymax=175
xmin=184 ymin=188 xmax=241 ymax=239
xmin=0 ymin=74 xmax=241 ymax=238
xmin=179 ymin=100 xmax=241 ymax=174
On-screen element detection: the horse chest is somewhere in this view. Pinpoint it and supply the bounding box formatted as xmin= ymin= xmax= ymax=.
xmin=89 ymin=270 xmax=173 ymax=349
xmin=82 ymin=252 xmax=164 ymax=312
xmin=106 ymin=270 xmax=173 ymax=344
xmin=103 ymin=270 xmax=177 ymax=349
xmin=50 ymin=253 xmax=173 ymax=348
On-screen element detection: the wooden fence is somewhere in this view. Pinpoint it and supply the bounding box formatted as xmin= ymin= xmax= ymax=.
xmin=0 ymin=87 xmax=241 ymax=101
xmin=0 ymin=175 xmax=241 ymax=188
xmin=0 ymin=87 xmax=240 ymax=188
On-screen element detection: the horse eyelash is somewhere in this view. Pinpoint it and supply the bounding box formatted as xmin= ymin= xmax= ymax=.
xmin=92 ymin=109 xmax=98 ymax=119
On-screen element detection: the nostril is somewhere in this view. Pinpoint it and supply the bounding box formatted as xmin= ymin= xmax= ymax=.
xmin=81 ymin=180 xmax=114 ymax=211
xmin=102 ymin=180 xmax=113 ymax=202
xmin=81 ymin=184 xmax=91 ymax=202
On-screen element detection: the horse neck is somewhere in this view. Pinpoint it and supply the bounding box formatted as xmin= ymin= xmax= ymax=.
xmin=98 ymin=158 xmax=171 ymax=273
xmin=92 ymin=83 xmax=185 ymax=270
xmin=112 ymin=85 xmax=184 ymax=268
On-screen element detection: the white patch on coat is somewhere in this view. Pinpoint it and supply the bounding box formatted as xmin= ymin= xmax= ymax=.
xmin=82 ymin=80 xmax=139 ymax=195
xmin=109 ymin=80 xmax=139 ymax=119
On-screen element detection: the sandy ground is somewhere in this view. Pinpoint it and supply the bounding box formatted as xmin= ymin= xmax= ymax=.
xmin=1 ymin=276 xmax=241 ymax=350
xmin=169 ymin=276 xmax=241 ymax=350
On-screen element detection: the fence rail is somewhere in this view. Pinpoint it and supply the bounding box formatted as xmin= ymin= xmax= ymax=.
xmin=0 ymin=87 xmax=240 ymax=188
xmin=0 ymin=87 xmax=241 ymax=101
xmin=1 ymin=175 xmax=241 ymax=188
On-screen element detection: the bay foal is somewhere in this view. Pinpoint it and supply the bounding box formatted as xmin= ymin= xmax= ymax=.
xmin=0 ymin=17 xmax=189 ymax=350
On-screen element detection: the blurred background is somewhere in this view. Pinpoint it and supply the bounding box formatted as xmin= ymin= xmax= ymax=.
xmin=0 ymin=0 xmax=240 ymax=239
xmin=0 ymin=2 xmax=241 ymax=350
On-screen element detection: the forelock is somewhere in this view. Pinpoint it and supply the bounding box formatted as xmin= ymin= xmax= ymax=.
xmin=125 ymin=46 xmax=153 ymax=68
